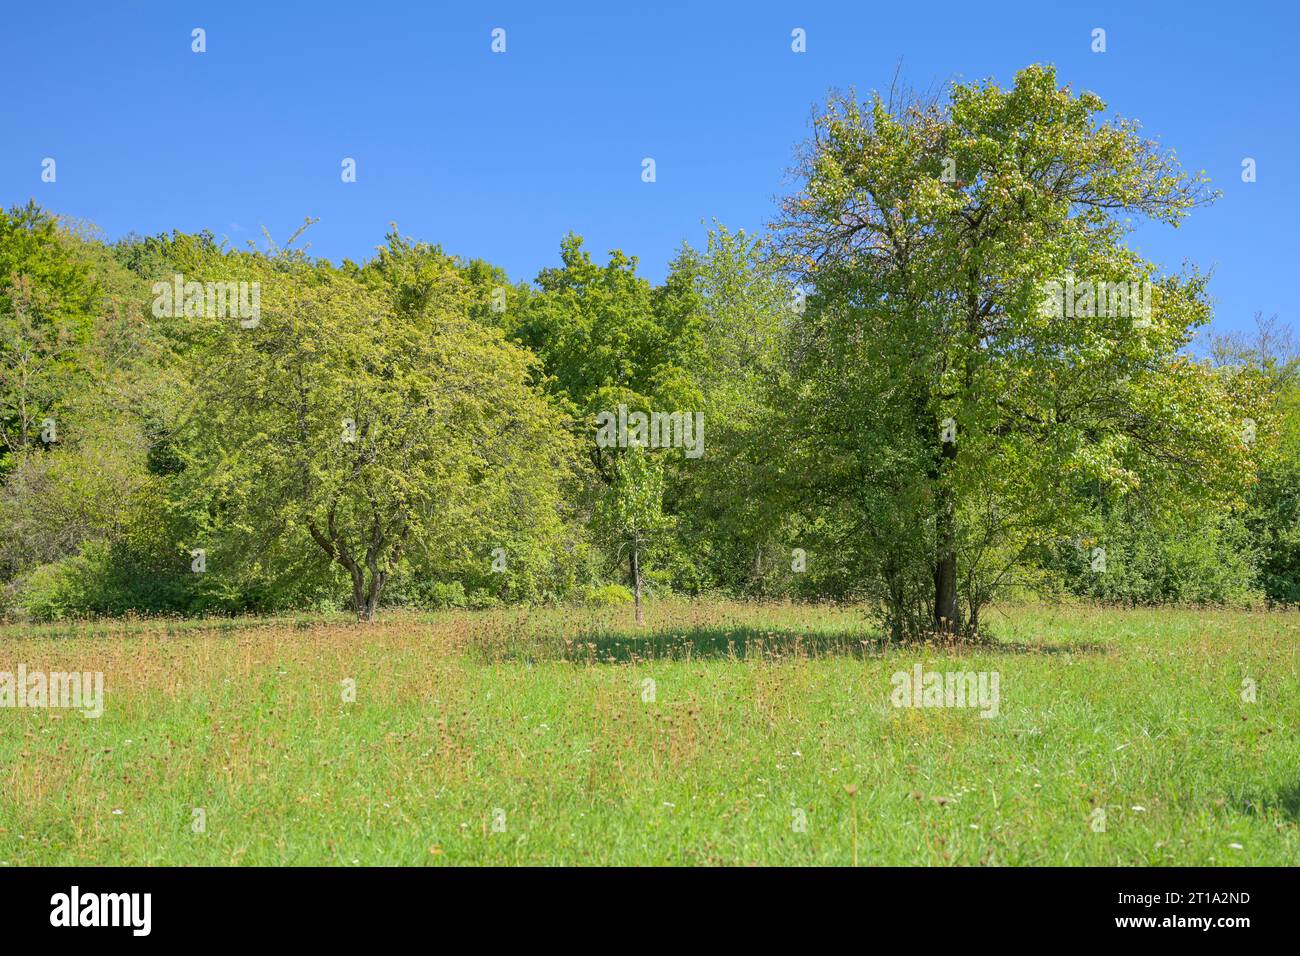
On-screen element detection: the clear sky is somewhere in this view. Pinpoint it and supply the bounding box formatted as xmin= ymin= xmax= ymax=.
xmin=2 ymin=1 xmax=1296 ymax=337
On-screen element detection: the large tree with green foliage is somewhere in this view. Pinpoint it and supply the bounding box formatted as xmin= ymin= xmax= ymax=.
xmin=664 ymin=225 xmax=798 ymax=594
xmin=594 ymin=446 xmax=672 ymax=624
xmin=178 ymin=237 xmax=578 ymax=621
xmin=774 ymin=65 xmax=1255 ymax=637
xmin=506 ymin=234 xmax=706 ymax=599
xmin=0 ymin=202 xmax=99 ymax=477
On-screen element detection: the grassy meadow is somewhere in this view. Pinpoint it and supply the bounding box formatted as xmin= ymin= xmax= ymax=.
xmin=0 ymin=600 xmax=1296 ymax=866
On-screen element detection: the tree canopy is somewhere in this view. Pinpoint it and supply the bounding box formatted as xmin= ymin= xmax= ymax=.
xmin=0 ymin=65 xmax=1280 ymax=630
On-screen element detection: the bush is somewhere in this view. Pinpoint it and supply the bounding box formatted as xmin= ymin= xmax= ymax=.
xmin=15 ymin=548 xmax=105 ymax=622
xmin=9 ymin=538 xmax=255 ymax=621
xmin=425 ymin=581 xmax=468 ymax=609
xmin=581 ymin=583 xmax=634 ymax=607
xmin=1044 ymin=506 xmax=1261 ymax=607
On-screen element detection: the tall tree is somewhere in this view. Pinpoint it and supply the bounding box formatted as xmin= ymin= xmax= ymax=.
xmin=775 ymin=65 xmax=1254 ymax=637
xmin=595 ymin=447 xmax=671 ymax=624
xmin=182 ymin=245 xmax=577 ymax=621
xmin=0 ymin=202 xmax=98 ymax=477
xmin=666 ymin=225 xmax=797 ymax=594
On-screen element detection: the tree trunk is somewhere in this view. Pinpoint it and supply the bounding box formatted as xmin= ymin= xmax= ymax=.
xmin=631 ymin=539 xmax=643 ymax=626
xmin=934 ymin=433 xmax=960 ymax=633
xmin=348 ymin=565 xmax=368 ymax=622
xmin=933 ymin=546 xmax=958 ymax=632
xmin=307 ymin=516 xmax=384 ymax=624
xmin=360 ymin=552 xmax=385 ymax=623
xmin=362 ymin=573 xmax=384 ymax=623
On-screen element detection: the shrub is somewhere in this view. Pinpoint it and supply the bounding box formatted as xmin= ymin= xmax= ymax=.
xmin=13 ymin=540 xmax=122 ymax=621
xmin=581 ymin=583 xmax=634 ymax=607
xmin=425 ymin=581 xmax=468 ymax=609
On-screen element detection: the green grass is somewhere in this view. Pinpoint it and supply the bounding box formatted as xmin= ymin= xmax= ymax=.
xmin=1 ymin=600 xmax=1296 ymax=865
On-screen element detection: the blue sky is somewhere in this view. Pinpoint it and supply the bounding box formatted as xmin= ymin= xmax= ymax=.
xmin=2 ymin=1 xmax=1296 ymax=337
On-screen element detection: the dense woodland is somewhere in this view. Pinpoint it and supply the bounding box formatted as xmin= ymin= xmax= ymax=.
xmin=2 ymin=66 xmax=1297 ymax=633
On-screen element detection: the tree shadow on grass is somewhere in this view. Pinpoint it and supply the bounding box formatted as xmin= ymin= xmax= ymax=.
xmin=1234 ymin=780 xmax=1300 ymax=823
xmin=493 ymin=624 xmax=1110 ymax=664
xmin=558 ymin=626 xmax=883 ymax=664
xmin=990 ymin=640 xmax=1111 ymax=657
